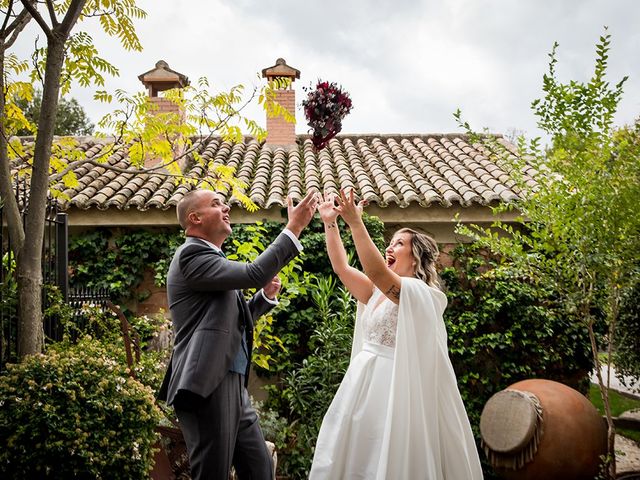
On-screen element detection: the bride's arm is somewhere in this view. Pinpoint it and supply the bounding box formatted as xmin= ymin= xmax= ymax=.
xmin=337 ymin=189 xmax=402 ymax=304
xmin=319 ymin=193 xmax=373 ymax=304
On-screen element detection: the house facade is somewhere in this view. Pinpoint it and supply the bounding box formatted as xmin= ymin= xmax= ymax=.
xmin=14 ymin=58 xmax=535 ymax=314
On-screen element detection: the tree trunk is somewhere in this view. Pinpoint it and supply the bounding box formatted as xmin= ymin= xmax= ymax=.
xmin=16 ymin=257 xmax=44 ymax=356
xmin=12 ymin=0 xmax=88 ymax=358
xmin=588 ymin=321 xmax=616 ymax=479
xmin=0 ymin=5 xmax=35 ymax=255
xmin=0 ymin=48 xmax=26 ymax=251
xmin=17 ymin=35 xmax=66 ymax=358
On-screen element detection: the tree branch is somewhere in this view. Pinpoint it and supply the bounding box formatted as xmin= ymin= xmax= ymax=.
xmin=2 ymin=1 xmax=36 ymax=47
xmin=0 ymin=129 xmax=194 ymax=193
xmin=47 ymin=135 xmax=210 ymax=183
xmin=44 ymin=0 xmax=58 ymax=28
xmin=0 ymin=48 xmax=26 ymax=251
xmin=50 ymin=84 xmax=264 ymax=181
xmin=53 ymin=156 xmax=189 ymax=181
xmin=0 ymin=0 xmax=15 ymax=34
xmin=20 ymin=0 xmax=51 ymax=37
xmin=80 ymin=8 xmax=116 ymax=18
xmin=30 ymin=36 xmax=45 ymax=84
xmin=57 ymin=0 xmax=86 ymax=37
xmin=6 ymin=7 xmax=33 ymax=49
xmin=0 ymin=129 xmax=32 ymax=164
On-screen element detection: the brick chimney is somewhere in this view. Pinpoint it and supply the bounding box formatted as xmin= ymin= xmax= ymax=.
xmin=138 ymin=60 xmax=190 ymax=168
xmin=261 ymin=58 xmax=300 ymax=146
xmin=138 ymin=60 xmax=189 ymax=114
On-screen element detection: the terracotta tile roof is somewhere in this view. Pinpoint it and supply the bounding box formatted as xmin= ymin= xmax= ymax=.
xmin=15 ymin=133 xmax=535 ymax=211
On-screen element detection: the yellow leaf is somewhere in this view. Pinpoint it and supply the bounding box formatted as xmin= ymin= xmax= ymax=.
xmin=62 ymin=171 xmax=80 ymax=188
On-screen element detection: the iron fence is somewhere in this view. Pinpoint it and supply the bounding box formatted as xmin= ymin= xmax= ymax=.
xmin=1 ymin=181 xmax=110 ymax=370
xmin=67 ymin=286 xmax=112 ymax=335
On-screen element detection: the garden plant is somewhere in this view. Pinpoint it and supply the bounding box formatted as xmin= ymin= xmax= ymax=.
xmin=455 ymin=31 xmax=640 ymax=478
xmin=0 ymin=306 xmax=165 ymax=478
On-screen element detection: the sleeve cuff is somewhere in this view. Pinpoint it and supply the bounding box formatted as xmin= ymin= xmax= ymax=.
xmin=283 ymin=228 xmax=303 ymax=252
xmin=260 ymin=289 xmax=279 ymax=306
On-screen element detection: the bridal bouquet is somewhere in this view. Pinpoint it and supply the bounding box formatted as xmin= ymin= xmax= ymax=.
xmin=302 ymin=80 xmax=353 ymax=151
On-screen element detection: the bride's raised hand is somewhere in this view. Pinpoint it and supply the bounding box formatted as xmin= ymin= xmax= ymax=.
xmin=318 ymin=192 xmax=340 ymax=224
xmin=336 ymin=188 xmax=367 ymax=226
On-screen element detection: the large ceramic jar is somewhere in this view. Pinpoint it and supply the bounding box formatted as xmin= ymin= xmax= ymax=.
xmin=480 ymin=379 xmax=607 ymax=480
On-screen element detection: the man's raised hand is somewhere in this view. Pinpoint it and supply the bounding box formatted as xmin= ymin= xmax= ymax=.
xmin=286 ymin=191 xmax=319 ymax=237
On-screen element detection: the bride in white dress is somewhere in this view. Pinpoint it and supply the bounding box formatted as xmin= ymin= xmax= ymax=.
xmin=309 ymin=189 xmax=483 ymax=480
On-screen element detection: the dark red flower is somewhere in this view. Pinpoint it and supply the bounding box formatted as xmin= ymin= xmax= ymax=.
xmin=301 ymin=80 xmax=353 ymax=151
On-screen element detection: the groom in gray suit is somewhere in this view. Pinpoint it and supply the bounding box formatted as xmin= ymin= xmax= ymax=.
xmin=158 ymin=188 xmax=318 ymax=480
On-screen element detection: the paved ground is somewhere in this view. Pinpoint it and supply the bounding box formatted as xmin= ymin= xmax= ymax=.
xmin=617 ymin=432 xmax=640 ymax=475
xmin=588 ymin=367 xmax=640 ymax=475
xmin=590 ymin=365 xmax=640 ymax=398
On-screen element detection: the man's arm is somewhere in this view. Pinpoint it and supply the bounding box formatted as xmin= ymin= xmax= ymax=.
xmin=179 ymin=192 xmax=318 ymax=292
xmin=179 ymin=234 xmax=299 ymax=292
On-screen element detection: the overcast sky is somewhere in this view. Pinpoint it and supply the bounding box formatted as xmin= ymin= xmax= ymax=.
xmin=10 ymin=0 xmax=640 ymax=142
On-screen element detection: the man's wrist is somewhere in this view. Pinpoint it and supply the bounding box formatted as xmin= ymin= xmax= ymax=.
xmin=282 ymin=228 xmax=303 ymax=252
xmin=260 ymin=289 xmax=278 ymax=305
xmin=285 ymin=222 xmax=303 ymax=238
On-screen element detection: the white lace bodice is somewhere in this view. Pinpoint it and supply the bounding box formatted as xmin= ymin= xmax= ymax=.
xmin=363 ymin=289 xmax=399 ymax=348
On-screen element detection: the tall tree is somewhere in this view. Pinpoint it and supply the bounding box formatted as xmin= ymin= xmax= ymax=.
xmin=14 ymin=89 xmax=94 ymax=135
xmin=1 ymin=0 xmax=291 ymax=360
xmin=456 ymin=31 xmax=639 ymax=479
xmin=1 ymin=0 xmax=145 ymax=358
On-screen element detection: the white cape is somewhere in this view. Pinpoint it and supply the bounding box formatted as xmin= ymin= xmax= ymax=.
xmin=349 ymin=277 xmax=484 ymax=479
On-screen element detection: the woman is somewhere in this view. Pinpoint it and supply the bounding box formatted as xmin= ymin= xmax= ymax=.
xmin=309 ymin=189 xmax=483 ymax=480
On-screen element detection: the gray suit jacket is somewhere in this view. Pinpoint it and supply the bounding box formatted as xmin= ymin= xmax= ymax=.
xmin=157 ymin=233 xmax=299 ymax=405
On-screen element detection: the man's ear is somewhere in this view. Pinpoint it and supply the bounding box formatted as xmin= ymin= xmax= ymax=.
xmin=188 ymin=211 xmax=200 ymax=225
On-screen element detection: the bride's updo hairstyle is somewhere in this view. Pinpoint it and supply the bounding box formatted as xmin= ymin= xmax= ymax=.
xmin=396 ymin=228 xmax=440 ymax=288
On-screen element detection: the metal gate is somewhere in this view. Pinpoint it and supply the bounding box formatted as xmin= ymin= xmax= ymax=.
xmin=1 ymin=181 xmax=109 ymax=370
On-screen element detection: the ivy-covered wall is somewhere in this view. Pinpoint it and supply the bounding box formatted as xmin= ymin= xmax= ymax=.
xmin=68 ymin=227 xmax=183 ymax=314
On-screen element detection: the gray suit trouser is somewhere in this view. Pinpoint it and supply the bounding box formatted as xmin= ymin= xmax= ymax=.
xmin=174 ymin=372 xmax=273 ymax=480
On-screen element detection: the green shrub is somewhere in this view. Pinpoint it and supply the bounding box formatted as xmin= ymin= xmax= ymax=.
xmin=253 ymin=399 xmax=291 ymax=452
xmin=0 ymin=336 xmax=161 ymax=479
xmin=58 ymin=303 xmax=171 ymax=392
xmin=441 ymin=243 xmax=594 ymax=433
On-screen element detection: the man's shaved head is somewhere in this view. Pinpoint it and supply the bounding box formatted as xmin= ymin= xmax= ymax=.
xmin=176 ymin=189 xmax=232 ymax=246
xmin=177 ymin=190 xmax=208 ymax=229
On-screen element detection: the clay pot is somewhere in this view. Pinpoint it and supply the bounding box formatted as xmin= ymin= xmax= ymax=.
xmin=480 ymin=379 xmax=607 ymax=480
xmin=151 ymin=425 xmax=188 ymax=479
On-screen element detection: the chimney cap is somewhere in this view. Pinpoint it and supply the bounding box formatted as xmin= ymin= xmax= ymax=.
xmin=262 ymin=58 xmax=300 ymax=81
xmin=138 ymin=60 xmax=190 ymax=96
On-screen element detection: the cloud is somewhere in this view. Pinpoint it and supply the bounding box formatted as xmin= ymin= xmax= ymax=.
xmin=7 ymin=0 xmax=639 ymax=141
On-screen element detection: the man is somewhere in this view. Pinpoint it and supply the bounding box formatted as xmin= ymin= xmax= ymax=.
xmin=158 ymin=188 xmax=318 ymax=479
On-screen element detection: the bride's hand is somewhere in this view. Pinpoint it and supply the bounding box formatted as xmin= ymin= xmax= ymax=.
xmin=318 ymin=192 xmax=340 ymax=224
xmin=336 ymin=188 xmax=367 ymax=226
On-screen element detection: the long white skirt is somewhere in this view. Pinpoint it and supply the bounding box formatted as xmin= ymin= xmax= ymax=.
xmin=309 ymin=341 xmax=394 ymax=480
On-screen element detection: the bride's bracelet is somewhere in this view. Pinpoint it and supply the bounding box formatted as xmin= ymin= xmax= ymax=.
xmin=325 ymin=222 xmax=337 ymax=229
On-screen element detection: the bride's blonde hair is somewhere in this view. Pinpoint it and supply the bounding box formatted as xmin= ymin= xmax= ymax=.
xmin=395 ymin=228 xmax=440 ymax=288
